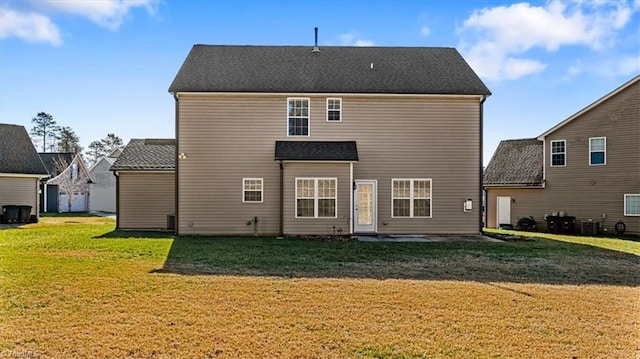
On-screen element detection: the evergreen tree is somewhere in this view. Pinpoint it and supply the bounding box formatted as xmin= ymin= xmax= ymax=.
xmin=30 ymin=112 xmax=60 ymax=152
xmin=58 ymin=126 xmax=83 ymax=153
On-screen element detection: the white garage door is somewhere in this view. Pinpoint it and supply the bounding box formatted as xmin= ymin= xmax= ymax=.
xmin=59 ymin=193 xmax=87 ymax=212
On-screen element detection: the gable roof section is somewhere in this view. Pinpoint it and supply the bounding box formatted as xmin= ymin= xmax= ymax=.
xmin=110 ymin=139 xmax=175 ymax=171
xmin=46 ymin=154 xmax=94 ymax=185
xmin=0 ymin=124 xmax=48 ymax=175
xmin=538 ymin=75 xmax=640 ymax=139
xmin=275 ymin=141 xmax=358 ymax=161
xmin=484 ymin=139 xmax=544 ymax=187
xmin=169 ymin=45 xmax=491 ymax=96
xmin=39 ymin=152 xmax=75 ymax=176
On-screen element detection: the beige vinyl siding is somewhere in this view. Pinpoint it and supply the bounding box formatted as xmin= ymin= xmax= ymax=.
xmin=118 ymin=171 xmax=175 ymax=230
xmin=485 ymin=188 xmax=546 ymax=229
xmin=541 ymin=80 xmax=640 ymax=235
xmin=0 ymin=176 xmax=40 ymax=217
xmin=177 ymin=94 xmax=482 ymax=235
xmin=487 ymin=81 xmax=640 ymax=235
xmin=282 ymin=163 xmax=351 ymax=235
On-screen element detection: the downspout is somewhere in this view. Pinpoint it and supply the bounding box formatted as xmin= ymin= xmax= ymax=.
xmin=114 ymin=171 xmax=120 ymax=229
xmin=479 ymin=95 xmax=487 ymax=233
xmin=173 ymin=93 xmax=180 ymax=236
xmin=279 ymin=160 xmax=284 ymax=237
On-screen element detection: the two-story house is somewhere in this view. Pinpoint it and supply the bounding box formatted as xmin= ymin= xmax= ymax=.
xmin=484 ymin=75 xmax=640 ymax=235
xmin=162 ymin=44 xmax=490 ymax=236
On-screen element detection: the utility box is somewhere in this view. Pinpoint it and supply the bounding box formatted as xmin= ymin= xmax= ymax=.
xmin=581 ymin=221 xmax=599 ymax=236
xmin=167 ymin=214 xmax=176 ymax=230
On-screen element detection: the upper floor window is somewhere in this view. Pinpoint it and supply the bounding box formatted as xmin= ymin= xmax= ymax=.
xmin=295 ymin=178 xmax=337 ymax=218
xmin=551 ymin=140 xmax=566 ymax=167
xmin=327 ymin=98 xmax=342 ymax=122
xmin=392 ymin=179 xmax=432 ymax=218
xmin=71 ymin=163 xmax=79 ymax=179
xmin=288 ymin=98 xmax=309 ymax=136
xmin=624 ymin=194 xmax=640 ymax=216
xmin=242 ymin=178 xmax=263 ymax=203
xmin=589 ymin=137 xmax=606 ymax=165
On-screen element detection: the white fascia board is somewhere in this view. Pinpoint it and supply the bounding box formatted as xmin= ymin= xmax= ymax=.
xmin=0 ymin=173 xmax=48 ymax=179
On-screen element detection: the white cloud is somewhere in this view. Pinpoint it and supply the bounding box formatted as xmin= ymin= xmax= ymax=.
xmin=458 ymin=0 xmax=639 ymax=81
xmin=0 ymin=7 xmax=61 ymax=45
xmin=0 ymin=0 xmax=156 ymax=45
xmin=420 ymin=26 xmax=430 ymax=37
xmin=339 ymin=32 xmax=374 ymax=47
xmin=40 ymin=0 xmax=157 ymax=31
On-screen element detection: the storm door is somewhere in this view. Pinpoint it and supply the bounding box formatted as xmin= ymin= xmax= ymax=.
xmin=353 ymin=180 xmax=376 ymax=233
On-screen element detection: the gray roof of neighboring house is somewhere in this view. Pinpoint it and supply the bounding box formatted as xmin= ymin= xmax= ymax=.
xmin=39 ymin=152 xmax=76 ymax=176
xmin=484 ymin=139 xmax=544 ymax=187
xmin=110 ymin=139 xmax=175 ymax=171
xmin=169 ymin=45 xmax=491 ymax=95
xmin=275 ymin=141 xmax=358 ymax=161
xmin=0 ymin=124 xmax=48 ymax=175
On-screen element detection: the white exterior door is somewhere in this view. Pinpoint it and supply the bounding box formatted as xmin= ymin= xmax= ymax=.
xmin=354 ymin=180 xmax=376 ymax=233
xmin=496 ymin=196 xmax=511 ymax=227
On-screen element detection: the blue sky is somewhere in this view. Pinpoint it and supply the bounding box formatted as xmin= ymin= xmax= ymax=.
xmin=1 ymin=0 xmax=639 ymax=164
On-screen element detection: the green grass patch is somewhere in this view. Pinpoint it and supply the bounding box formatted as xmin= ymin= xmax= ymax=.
xmin=1 ymin=218 xmax=638 ymax=358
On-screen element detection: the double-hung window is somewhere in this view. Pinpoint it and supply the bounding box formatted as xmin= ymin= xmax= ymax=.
xmin=296 ymin=178 xmax=337 ymax=218
xmin=327 ymin=98 xmax=342 ymax=122
xmin=392 ymin=179 xmax=432 ymax=218
xmin=624 ymin=194 xmax=640 ymax=216
xmin=589 ymin=137 xmax=606 ymax=165
xmin=551 ymin=140 xmax=566 ymax=167
xmin=288 ymin=98 xmax=309 ymax=136
xmin=242 ymin=178 xmax=263 ymax=203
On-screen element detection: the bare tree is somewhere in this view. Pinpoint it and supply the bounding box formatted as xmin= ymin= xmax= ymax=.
xmin=49 ymin=155 xmax=89 ymax=212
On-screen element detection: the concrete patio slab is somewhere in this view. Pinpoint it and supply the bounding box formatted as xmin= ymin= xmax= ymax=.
xmin=357 ymin=234 xmax=503 ymax=242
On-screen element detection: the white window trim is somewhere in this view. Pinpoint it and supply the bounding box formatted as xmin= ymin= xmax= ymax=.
xmin=589 ymin=137 xmax=606 ymax=166
xmin=624 ymin=194 xmax=640 ymax=216
xmin=287 ymin=97 xmax=310 ymax=137
xmin=294 ymin=177 xmax=338 ymax=218
xmin=242 ymin=178 xmax=263 ymax=203
xmin=391 ymin=178 xmax=433 ymax=218
xmin=550 ymin=140 xmax=566 ymax=167
xmin=326 ymin=98 xmax=342 ymax=122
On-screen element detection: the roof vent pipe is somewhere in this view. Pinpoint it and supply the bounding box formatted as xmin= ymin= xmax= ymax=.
xmin=312 ymin=27 xmax=320 ymax=52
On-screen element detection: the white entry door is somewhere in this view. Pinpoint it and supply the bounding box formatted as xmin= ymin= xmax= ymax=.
xmin=354 ymin=180 xmax=376 ymax=233
xmin=496 ymin=196 xmax=511 ymax=228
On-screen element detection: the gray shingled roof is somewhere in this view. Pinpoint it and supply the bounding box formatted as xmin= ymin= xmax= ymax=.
xmin=0 ymin=124 xmax=48 ymax=175
xmin=110 ymin=139 xmax=175 ymax=171
xmin=484 ymin=139 xmax=544 ymax=186
xmin=275 ymin=141 xmax=358 ymax=161
xmin=39 ymin=152 xmax=75 ymax=176
xmin=169 ymin=45 xmax=491 ymax=95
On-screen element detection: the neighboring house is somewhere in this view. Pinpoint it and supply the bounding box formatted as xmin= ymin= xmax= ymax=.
xmin=39 ymin=152 xmax=75 ymax=212
xmin=484 ymin=75 xmax=640 ymax=235
xmin=0 ymin=124 xmax=49 ymax=222
xmin=41 ymin=153 xmax=92 ymax=212
xmin=110 ymin=139 xmax=175 ymax=230
xmin=162 ymin=45 xmax=490 ymax=236
xmin=88 ymin=149 xmax=122 ymax=213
